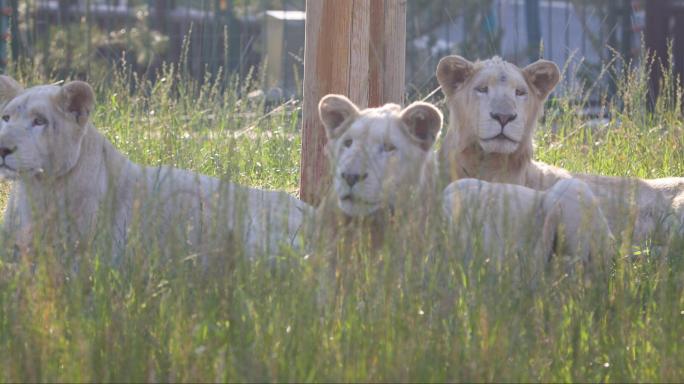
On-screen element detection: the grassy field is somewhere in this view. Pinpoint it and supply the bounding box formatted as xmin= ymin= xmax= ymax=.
xmin=0 ymin=54 xmax=683 ymax=382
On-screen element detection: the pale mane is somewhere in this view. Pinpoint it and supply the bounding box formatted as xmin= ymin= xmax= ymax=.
xmin=436 ymin=55 xmax=557 ymax=189
xmin=436 ymin=55 xmax=684 ymax=244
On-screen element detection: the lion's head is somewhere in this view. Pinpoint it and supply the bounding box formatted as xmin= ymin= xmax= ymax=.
xmin=0 ymin=77 xmax=94 ymax=180
xmin=318 ymin=95 xmax=442 ymax=217
xmin=436 ymin=55 xmax=560 ymax=155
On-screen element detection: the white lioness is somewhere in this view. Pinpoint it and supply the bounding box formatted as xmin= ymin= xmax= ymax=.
xmin=444 ymin=178 xmax=614 ymax=267
xmin=436 ymin=55 xmax=684 ymax=243
xmin=314 ymin=95 xmax=442 ymax=248
xmin=310 ymin=96 xmax=444 ymax=305
xmin=0 ymin=76 xmax=312 ymax=258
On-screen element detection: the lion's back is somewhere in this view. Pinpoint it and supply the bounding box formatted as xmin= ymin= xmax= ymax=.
xmin=139 ymin=165 xmax=312 ymax=256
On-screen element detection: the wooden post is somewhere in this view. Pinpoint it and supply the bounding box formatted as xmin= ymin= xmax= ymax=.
xmin=299 ymin=0 xmax=406 ymax=205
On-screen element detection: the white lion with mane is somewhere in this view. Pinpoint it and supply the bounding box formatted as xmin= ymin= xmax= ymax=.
xmin=436 ymin=55 xmax=684 ymax=243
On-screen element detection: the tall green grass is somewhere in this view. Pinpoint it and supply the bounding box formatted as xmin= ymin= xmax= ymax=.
xmin=0 ymin=50 xmax=683 ymax=382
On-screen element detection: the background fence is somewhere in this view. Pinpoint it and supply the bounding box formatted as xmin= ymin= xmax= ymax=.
xmin=0 ymin=0 xmax=681 ymax=101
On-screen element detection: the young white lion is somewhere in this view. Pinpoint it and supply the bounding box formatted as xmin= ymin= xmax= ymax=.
xmin=436 ymin=55 xmax=684 ymax=243
xmin=308 ymin=95 xmax=445 ymax=306
xmin=313 ymin=95 xmax=443 ymax=249
xmin=0 ymin=76 xmax=312 ymax=259
xmin=315 ymin=94 xmax=613 ymax=267
xmin=444 ymin=178 xmax=614 ymax=268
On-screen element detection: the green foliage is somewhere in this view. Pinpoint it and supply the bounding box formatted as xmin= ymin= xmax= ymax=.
xmin=0 ymin=53 xmax=683 ymax=381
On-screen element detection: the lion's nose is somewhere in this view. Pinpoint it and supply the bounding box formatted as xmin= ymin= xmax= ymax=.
xmin=490 ymin=112 xmax=517 ymax=127
xmin=0 ymin=146 xmax=16 ymax=159
xmin=341 ymin=172 xmax=368 ymax=187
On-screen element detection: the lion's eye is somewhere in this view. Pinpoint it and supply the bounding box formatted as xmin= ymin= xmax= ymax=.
xmin=516 ymin=89 xmax=528 ymax=96
xmin=343 ymin=138 xmax=353 ymax=148
xmin=383 ymin=142 xmax=397 ymax=152
xmin=33 ymin=116 xmax=48 ymax=126
xmin=475 ymin=86 xmax=488 ymax=94
xmin=1 ymin=115 xmax=8 ymax=122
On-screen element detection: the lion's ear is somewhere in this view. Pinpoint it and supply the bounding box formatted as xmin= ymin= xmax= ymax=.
xmin=57 ymin=81 xmax=95 ymax=127
xmin=400 ymin=102 xmax=442 ymax=151
xmin=318 ymin=94 xmax=359 ymax=139
xmin=436 ymin=55 xmax=475 ymax=98
xmin=0 ymin=76 xmax=23 ymax=107
xmin=522 ymin=60 xmax=560 ymax=99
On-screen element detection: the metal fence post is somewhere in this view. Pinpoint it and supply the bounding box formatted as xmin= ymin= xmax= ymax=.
xmin=525 ymin=0 xmax=541 ymax=61
xmin=0 ymin=0 xmax=10 ymax=73
xmin=9 ymin=0 xmax=17 ymax=68
xmin=645 ymin=0 xmax=669 ymax=107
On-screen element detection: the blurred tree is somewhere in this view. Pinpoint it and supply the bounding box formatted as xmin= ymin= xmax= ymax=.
xmin=406 ymin=0 xmax=501 ymax=59
xmin=404 ymin=0 xmax=501 ymax=96
xmin=149 ymin=0 xmax=174 ymax=34
xmin=460 ymin=0 xmax=500 ymax=58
